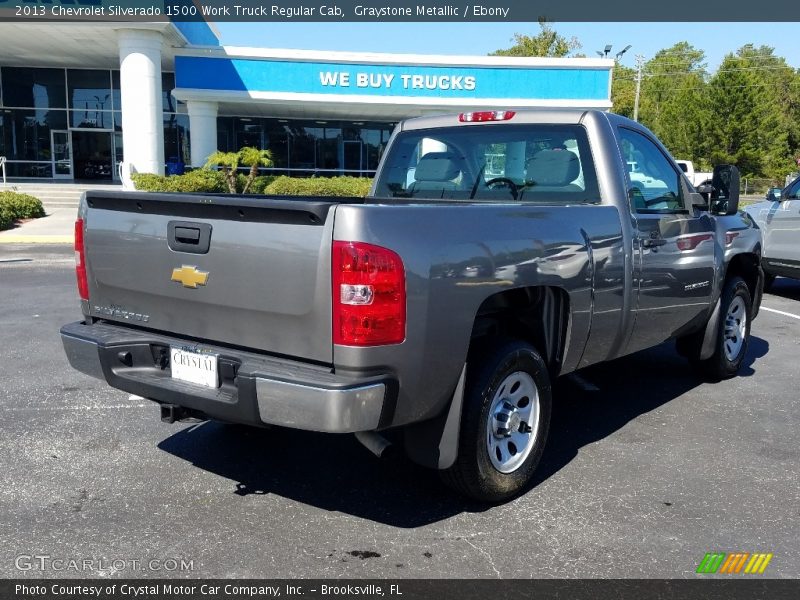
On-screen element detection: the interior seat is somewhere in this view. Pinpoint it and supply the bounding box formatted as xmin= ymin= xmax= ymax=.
xmin=525 ymin=149 xmax=582 ymax=192
xmin=408 ymin=152 xmax=465 ymax=195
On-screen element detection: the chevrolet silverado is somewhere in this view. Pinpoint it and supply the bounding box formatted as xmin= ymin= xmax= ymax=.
xmin=61 ymin=110 xmax=763 ymax=502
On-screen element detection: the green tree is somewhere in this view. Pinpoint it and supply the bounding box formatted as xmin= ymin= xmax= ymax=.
xmin=238 ymin=147 xmax=274 ymax=194
xmin=490 ymin=20 xmax=581 ymax=58
xmin=611 ymin=64 xmax=637 ymax=119
xmin=205 ymin=150 xmax=240 ymax=193
xmin=637 ymin=43 xmax=710 ymax=166
xmin=205 ymin=147 xmax=274 ymax=193
xmin=706 ymin=45 xmax=798 ymax=180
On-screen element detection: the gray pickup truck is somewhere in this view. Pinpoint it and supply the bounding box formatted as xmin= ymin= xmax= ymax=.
xmin=61 ymin=110 xmax=763 ymax=502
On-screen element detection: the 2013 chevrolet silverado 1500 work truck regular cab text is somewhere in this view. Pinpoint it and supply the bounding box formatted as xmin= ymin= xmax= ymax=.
xmin=61 ymin=110 xmax=764 ymax=502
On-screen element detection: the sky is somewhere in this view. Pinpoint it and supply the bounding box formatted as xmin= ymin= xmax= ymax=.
xmin=215 ymin=22 xmax=800 ymax=71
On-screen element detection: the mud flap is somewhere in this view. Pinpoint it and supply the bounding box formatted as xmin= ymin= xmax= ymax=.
xmin=402 ymin=364 xmax=466 ymax=470
xmin=752 ymin=265 xmax=764 ymax=320
xmin=698 ymin=299 xmax=722 ymax=361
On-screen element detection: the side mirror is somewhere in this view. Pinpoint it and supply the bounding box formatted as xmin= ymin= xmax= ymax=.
xmin=709 ymin=164 xmax=740 ymax=216
xmin=697 ymin=183 xmax=714 ymax=197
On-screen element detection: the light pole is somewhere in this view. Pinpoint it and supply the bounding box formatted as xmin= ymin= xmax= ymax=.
xmin=633 ymin=54 xmax=645 ymax=122
xmin=596 ymin=44 xmax=613 ymax=58
xmin=597 ymin=44 xmax=631 ymax=61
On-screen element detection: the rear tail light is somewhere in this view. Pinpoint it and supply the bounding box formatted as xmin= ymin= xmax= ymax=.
xmin=676 ymin=233 xmax=713 ymax=252
xmin=332 ymin=241 xmax=406 ymax=346
xmin=459 ymin=111 xmax=516 ymax=123
xmin=74 ymin=218 xmax=88 ymax=301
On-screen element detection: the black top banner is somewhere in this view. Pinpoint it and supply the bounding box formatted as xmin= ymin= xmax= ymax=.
xmin=0 ymin=0 xmax=798 ymax=22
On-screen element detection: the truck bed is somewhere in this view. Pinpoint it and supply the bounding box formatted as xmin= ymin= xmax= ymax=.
xmin=81 ymin=191 xmax=364 ymax=365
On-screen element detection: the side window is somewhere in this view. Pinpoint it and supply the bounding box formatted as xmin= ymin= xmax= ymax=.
xmin=787 ymin=179 xmax=800 ymax=200
xmin=619 ymin=128 xmax=684 ymax=213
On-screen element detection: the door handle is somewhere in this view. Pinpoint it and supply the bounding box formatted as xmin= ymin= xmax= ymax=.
xmin=642 ymin=237 xmax=667 ymax=248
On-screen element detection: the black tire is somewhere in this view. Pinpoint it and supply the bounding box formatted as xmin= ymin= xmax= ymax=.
xmin=695 ymin=276 xmax=752 ymax=380
xmin=440 ymin=340 xmax=552 ymax=503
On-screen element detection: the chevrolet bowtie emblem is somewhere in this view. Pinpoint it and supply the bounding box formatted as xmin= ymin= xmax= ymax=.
xmin=171 ymin=265 xmax=209 ymax=289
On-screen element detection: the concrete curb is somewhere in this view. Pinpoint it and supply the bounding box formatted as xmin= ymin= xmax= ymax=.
xmin=0 ymin=235 xmax=73 ymax=244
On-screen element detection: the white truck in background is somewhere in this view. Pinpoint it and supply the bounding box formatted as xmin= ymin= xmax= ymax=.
xmin=676 ymin=160 xmax=713 ymax=187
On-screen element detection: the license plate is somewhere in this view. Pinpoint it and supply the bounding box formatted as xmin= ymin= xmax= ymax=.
xmin=170 ymin=347 xmax=219 ymax=388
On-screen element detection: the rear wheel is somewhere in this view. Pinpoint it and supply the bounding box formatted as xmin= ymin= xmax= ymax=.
xmin=440 ymin=340 xmax=552 ymax=503
xmin=696 ymin=276 xmax=752 ymax=380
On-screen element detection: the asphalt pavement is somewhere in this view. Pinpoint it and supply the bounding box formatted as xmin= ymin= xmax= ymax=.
xmin=0 ymin=244 xmax=798 ymax=579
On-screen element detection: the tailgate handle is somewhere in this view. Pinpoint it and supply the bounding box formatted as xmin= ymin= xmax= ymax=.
xmin=168 ymin=221 xmax=212 ymax=254
xmin=175 ymin=226 xmax=200 ymax=244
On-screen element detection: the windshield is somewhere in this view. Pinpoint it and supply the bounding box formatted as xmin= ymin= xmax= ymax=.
xmin=372 ymin=124 xmax=600 ymax=204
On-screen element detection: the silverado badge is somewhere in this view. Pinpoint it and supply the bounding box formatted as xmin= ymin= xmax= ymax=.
xmin=171 ymin=265 xmax=209 ymax=289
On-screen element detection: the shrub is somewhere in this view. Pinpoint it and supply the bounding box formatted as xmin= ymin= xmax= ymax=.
xmin=0 ymin=207 xmax=14 ymax=231
xmin=131 ymin=170 xmax=226 ymax=193
xmin=235 ymin=173 xmax=248 ymax=193
xmin=264 ymin=176 xmax=373 ymax=197
xmin=249 ymin=175 xmax=277 ymax=195
xmin=167 ymin=169 xmax=226 ymax=193
xmin=0 ymin=191 xmax=46 ymax=219
xmin=130 ymin=173 xmax=169 ymax=192
xmin=130 ymin=172 xmax=373 ymax=197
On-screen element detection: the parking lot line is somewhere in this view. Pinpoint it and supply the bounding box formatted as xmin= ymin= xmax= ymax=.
xmin=760 ymin=306 xmax=800 ymax=320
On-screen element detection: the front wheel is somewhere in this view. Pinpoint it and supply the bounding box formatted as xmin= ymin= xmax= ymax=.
xmin=440 ymin=340 xmax=552 ymax=503
xmin=696 ymin=276 xmax=752 ymax=380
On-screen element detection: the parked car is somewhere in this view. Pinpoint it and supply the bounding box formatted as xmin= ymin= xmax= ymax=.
xmin=745 ymin=177 xmax=800 ymax=289
xmin=676 ymin=159 xmax=713 ymax=187
xmin=61 ymin=110 xmax=763 ymax=502
xmin=765 ymin=187 xmax=783 ymax=201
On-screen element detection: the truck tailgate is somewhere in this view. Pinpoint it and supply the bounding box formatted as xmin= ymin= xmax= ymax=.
xmin=82 ymin=191 xmax=342 ymax=364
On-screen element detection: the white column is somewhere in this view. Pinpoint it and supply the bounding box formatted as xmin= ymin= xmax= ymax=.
xmin=505 ymin=142 xmax=527 ymax=180
xmin=186 ymin=101 xmax=219 ymax=168
xmin=117 ymin=28 xmax=165 ymax=178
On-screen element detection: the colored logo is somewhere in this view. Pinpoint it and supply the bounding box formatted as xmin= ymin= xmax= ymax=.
xmin=171 ymin=265 xmax=209 ymax=289
xmin=696 ymin=552 xmax=773 ymax=574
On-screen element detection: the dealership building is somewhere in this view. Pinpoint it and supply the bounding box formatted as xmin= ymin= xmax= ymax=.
xmin=0 ymin=20 xmax=613 ymax=183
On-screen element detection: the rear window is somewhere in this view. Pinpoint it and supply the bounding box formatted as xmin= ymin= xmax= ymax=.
xmin=373 ymin=124 xmax=600 ymax=204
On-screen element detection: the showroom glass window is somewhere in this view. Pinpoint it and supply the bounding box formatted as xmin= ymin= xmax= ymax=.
xmin=0 ymin=112 xmax=6 ymax=156
xmin=264 ymin=120 xmax=289 ymax=170
xmin=164 ymin=113 xmax=190 ymax=164
xmin=162 ymin=73 xmax=177 ymax=112
xmin=217 ymin=118 xmax=393 ymax=176
xmin=68 ymin=70 xmax=112 ymax=129
xmin=1 ymin=67 xmax=67 ymax=109
xmin=3 ymin=109 xmax=67 ymax=161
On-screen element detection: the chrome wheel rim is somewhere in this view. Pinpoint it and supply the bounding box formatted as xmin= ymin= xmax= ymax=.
xmin=723 ymin=296 xmax=747 ymax=362
xmin=486 ymin=371 xmax=540 ymax=474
